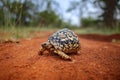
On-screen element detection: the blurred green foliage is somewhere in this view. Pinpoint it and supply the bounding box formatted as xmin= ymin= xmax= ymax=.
xmin=38 ymin=10 xmax=60 ymax=26
xmin=81 ymin=17 xmax=100 ymax=27
xmin=0 ymin=0 xmax=38 ymax=26
xmin=68 ymin=0 xmax=120 ymax=28
xmin=0 ymin=0 xmax=70 ymax=27
xmin=0 ymin=0 xmax=119 ymax=29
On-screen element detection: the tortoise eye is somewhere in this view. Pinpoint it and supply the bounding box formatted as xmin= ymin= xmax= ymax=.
xmin=69 ymin=35 xmax=72 ymax=37
xmin=42 ymin=43 xmax=46 ymax=48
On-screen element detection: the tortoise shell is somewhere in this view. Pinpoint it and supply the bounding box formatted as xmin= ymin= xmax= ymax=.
xmin=48 ymin=28 xmax=80 ymax=53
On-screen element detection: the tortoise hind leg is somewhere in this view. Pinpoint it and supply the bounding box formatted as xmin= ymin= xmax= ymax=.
xmin=54 ymin=50 xmax=72 ymax=61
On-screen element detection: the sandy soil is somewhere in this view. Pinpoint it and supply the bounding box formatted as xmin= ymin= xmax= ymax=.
xmin=0 ymin=32 xmax=120 ymax=80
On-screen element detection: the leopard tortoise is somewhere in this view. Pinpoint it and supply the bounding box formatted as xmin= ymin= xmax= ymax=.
xmin=38 ymin=28 xmax=80 ymax=60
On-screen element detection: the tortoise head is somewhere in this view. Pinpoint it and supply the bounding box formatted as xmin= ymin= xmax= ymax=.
xmin=42 ymin=41 xmax=52 ymax=49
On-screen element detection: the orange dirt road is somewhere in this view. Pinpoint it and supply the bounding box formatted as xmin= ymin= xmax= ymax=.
xmin=0 ymin=33 xmax=120 ymax=80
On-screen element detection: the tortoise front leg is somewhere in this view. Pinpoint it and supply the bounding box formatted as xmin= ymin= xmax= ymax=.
xmin=54 ymin=50 xmax=72 ymax=61
xmin=38 ymin=47 xmax=45 ymax=55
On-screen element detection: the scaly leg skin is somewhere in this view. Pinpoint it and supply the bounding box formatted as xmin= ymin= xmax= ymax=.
xmin=74 ymin=51 xmax=80 ymax=55
xmin=38 ymin=48 xmax=45 ymax=55
xmin=54 ymin=50 xmax=72 ymax=61
xmin=74 ymin=46 xmax=81 ymax=55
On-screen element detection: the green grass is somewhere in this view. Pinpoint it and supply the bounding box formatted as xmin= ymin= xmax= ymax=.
xmin=75 ymin=26 xmax=120 ymax=35
xmin=0 ymin=26 xmax=120 ymax=42
xmin=0 ymin=26 xmax=58 ymax=41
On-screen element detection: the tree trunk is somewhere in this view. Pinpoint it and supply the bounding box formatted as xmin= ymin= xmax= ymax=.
xmin=103 ymin=0 xmax=117 ymax=28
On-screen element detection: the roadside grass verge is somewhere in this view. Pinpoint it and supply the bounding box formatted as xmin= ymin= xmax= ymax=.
xmin=0 ymin=26 xmax=120 ymax=43
xmin=74 ymin=26 xmax=120 ymax=35
xmin=0 ymin=26 xmax=58 ymax=42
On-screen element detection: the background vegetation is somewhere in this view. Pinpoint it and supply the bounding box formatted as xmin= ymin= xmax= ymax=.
xmin=0 ymin=0 xmax=120 ymax=41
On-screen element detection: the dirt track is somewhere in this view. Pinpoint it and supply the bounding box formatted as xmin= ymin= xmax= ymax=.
xmin=0 ymin=32 xmax=120 ymax=80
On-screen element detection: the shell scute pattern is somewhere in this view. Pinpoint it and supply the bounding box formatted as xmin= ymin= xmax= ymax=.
xmin=48 ymin=28 xmax=80 ymax=53
xmin=39 ymin=28 xmax=81 ymax=60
